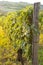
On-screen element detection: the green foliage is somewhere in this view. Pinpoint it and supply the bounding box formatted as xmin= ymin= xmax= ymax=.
xmin=39 ymin=10 xmax=43 ymax=33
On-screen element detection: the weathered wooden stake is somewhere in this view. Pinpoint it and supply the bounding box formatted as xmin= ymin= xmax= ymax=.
xmin=32 ymin=2 xmax=40 ymax=65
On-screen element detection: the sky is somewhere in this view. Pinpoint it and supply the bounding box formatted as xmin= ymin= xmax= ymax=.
xmin=0 ymin=0 xmax=43 ymax=4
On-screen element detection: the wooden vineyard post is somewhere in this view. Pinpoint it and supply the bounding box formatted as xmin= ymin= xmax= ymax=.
xmin=32 ymin=2 xmax=40 ymax=65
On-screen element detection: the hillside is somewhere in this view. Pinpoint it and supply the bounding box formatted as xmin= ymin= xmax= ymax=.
xmin=0 ymin=1 xmax=29 ymax=12
xmin=0 ymin=1 xmax=43 ymax=13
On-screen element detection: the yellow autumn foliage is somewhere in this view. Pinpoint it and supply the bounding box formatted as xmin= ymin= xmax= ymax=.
xmin=39 ymin=34 xmax=43 ymax=45
xmin=0 ymin=26 xmax=16 ymax=65
xmin=0 ymin=26 xmax=10 ymax=45
xmin=0 ymin=26 xmax=5 ymax=36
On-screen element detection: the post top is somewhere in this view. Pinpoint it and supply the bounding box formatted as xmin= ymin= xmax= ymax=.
xmin=34 ymin=2 xmax=40 ymax=4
